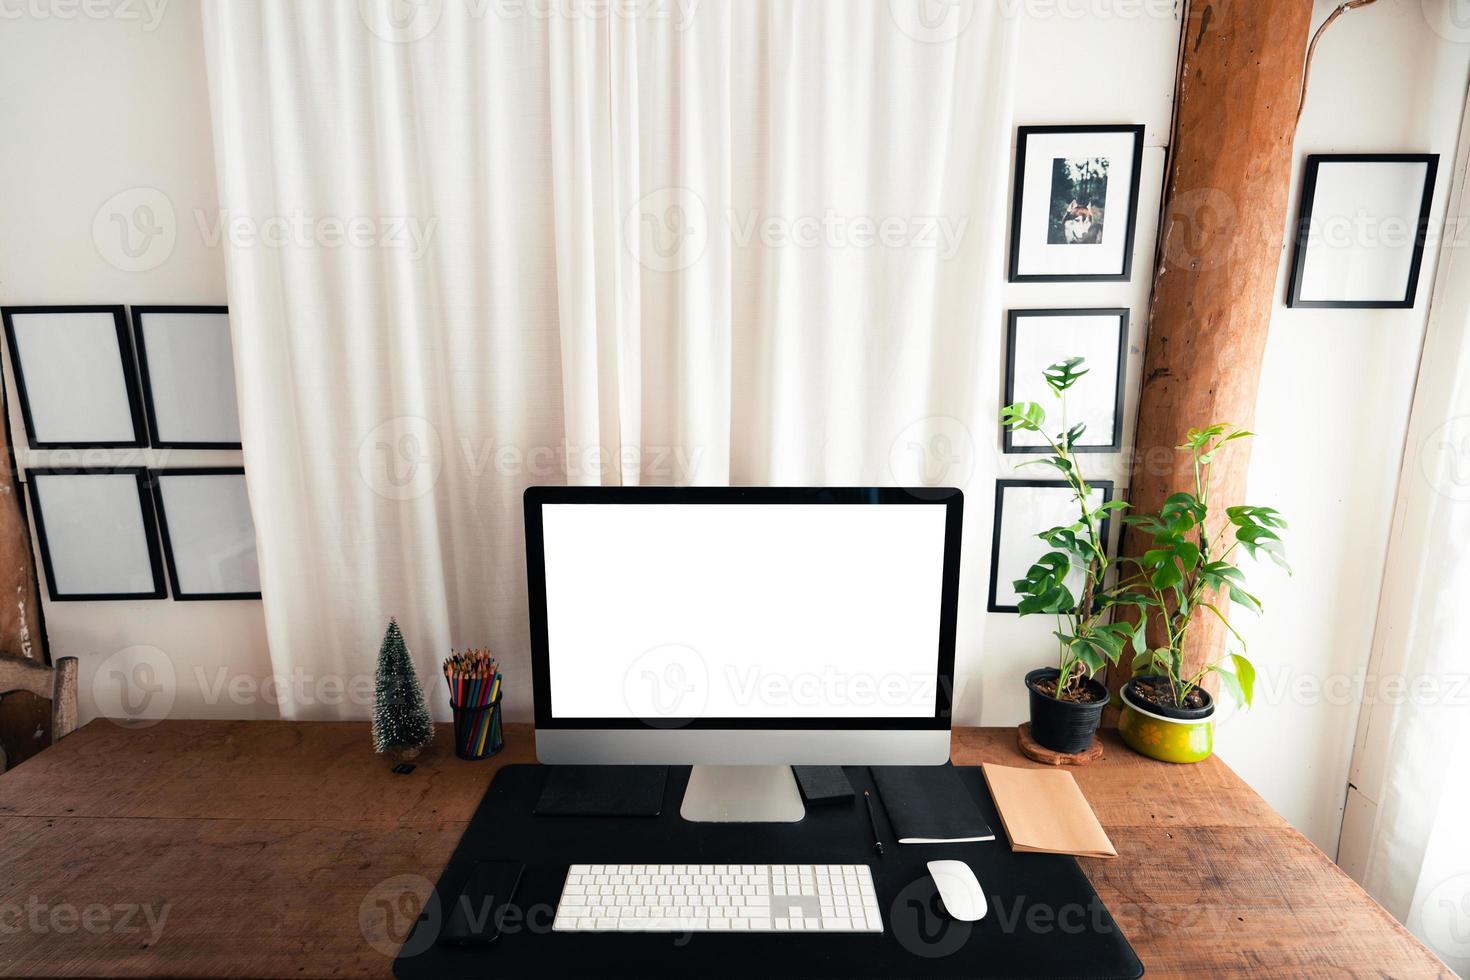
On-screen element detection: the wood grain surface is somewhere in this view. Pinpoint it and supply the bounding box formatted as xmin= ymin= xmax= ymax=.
xmin=0 ymin=720 xmax=1447 ymax=978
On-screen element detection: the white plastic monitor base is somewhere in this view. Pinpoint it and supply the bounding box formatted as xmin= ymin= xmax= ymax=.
xmin=679 ymin=764 xmax=806 ymax=822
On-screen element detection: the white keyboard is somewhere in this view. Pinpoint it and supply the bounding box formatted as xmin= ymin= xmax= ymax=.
xmin=552 ymin=863 xmax=883 ymax=933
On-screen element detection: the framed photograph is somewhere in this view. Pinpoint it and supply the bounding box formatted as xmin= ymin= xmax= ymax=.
xmin=1008 ymin=125 xmax=1145 ymax=282
xmin=132 ymin=306 xmax=241 ymax=449
xmin=1 ymin=305 xmax=147 ymax=449
xmin=1004 ymin=309 xmax=1128 ymax=454
xmin=1287 ymin=153 xmax=1439 ymax=309
xmin=987 ymin=479 xmax=1114 ymax=614
xmin=26 ymin=468 xmax=166 ymax=601
xmin=152 ymin=468 xmax=260 ymax=600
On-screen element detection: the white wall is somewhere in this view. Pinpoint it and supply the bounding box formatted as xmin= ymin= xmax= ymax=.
xmin=1220 ymin=0 xmax=1470 ymax=856
xmin=0 ymin=1 xmax=276 ymax=724
xmin=974 ymin=5 xmax=1179 ymax=722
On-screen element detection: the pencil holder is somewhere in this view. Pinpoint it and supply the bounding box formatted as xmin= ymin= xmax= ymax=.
xmin=451 ymin=694 xmax=503 ymax=761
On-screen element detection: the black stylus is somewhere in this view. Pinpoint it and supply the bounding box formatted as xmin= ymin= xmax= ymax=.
xmin=864 ymin=790 xmax=884 ymax=857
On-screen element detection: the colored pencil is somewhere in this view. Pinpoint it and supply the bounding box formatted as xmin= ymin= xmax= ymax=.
xmin=443 ymin=648 xmax=503 ymax=758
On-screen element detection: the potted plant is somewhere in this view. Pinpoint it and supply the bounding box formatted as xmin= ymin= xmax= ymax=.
xmin=1112 ymin=424 xmax=1289 ymax=763
xmin=1001 ymin=357 xmax=1133 ymax=754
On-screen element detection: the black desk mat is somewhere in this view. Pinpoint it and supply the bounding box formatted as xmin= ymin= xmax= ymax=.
xmin=394 ymin=764 xmax=1143 ymax=979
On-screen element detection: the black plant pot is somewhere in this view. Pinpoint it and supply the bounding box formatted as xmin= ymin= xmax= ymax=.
xmin=1025 ymin=667 xmax=1108 ymax=754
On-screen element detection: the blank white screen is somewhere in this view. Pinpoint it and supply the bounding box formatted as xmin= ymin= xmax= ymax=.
xmin=542 ymin=503 xmax=948 ymax=719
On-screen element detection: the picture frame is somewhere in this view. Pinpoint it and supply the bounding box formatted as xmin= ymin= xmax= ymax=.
xmin=1 ymin=305 xmax=147 ymax=449
xmin=987 ymin=478 xmax=1114 ymax=614
xmin=151 ymin=468 xmax=261 ymax=600
xmin=131 ymin=306 xmax=242 ymax=449
xmin=1008 ymin=124 xmax=1145 ymax=283
xmin=1003 ymin=308 xmax=1129 ymax=454
xmin=1286 ymin=153 xmax=1439 ymax=309
xmin=26 ymin=467 xmax=167 ymax=601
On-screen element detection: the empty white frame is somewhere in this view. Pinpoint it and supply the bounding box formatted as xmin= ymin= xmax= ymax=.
xmin=988 ymin=479 xmax=1114 ymax=613
xmin=153 ymin=469 xmax=260 ymax=599
xmin=1287 ymin=154 xmax=1438 ymax=309
xmin=2 ymin=306 xmax=146 ymax=448
xmin=1004 ymin=309 xmax=1128 ymax=454
xmin=27 ymin=468 xmax=166 ymax=601
xmin=132 ymin=306 xmax=242 ymax=448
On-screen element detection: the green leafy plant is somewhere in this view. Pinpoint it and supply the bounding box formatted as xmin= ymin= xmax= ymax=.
xmin=1115 ymin=424 xmax=1289 ymax=711
xmin=1000 ymin=357 xmax=1132 ymax=702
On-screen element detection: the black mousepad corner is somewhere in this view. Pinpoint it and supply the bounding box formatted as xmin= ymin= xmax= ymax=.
xmin=394 ymin=764 xmax=1144 ymax=979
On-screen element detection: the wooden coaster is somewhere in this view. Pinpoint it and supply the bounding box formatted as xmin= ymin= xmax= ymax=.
xmin=1016 ymin=723 xmax=1104 ymax=766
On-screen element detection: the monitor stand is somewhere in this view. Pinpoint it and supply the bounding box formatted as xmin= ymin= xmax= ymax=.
xmin=679 ymin=765 xmax=806 ymax=822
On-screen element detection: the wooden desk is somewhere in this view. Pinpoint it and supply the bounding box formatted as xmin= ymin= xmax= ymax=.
xmin=0 ymin=720 xmax=1446 ymax=978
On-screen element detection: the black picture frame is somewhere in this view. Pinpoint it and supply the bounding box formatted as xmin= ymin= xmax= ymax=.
xmin=26 ymin=467 xmax=167 ymax=602
xmin=987 ymin=478 xmax=1114 ymax=614
xmin=523 ymin=486 xmax=963 ymax=731
xmin=131 ymin=305 xmax=242 ymax=450
xmin=1 ymin=305 xmax=148 ymax=449
xmin=1003 ymin=308 xmax=1129 ymax=455
xmin=1286 ymin=153 xmax=1439 ymax=309
xmin=151 ymin=467 xmax=261 ymax=601
xmin=1008 ymin=124 xmax=1145 ymax=283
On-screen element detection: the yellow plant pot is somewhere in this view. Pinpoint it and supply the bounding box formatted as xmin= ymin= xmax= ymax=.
xmin=1117 ymin=682 xmax=1214 ymax=764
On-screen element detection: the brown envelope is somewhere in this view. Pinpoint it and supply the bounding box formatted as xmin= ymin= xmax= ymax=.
xmin=981 ymin=763 xmax=1118 ymax=859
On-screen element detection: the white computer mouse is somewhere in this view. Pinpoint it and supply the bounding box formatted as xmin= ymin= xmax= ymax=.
xmin=927 ymin=860 xmax=987 ymax=921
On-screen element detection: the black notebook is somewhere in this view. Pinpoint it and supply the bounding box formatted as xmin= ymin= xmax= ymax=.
xmin=871 ymin=763 xmax=996 ymax=844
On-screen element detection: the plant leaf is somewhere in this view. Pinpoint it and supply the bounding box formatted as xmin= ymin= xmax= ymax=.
xmin=1000 ymin=401 xmax=1046 ymax=432
xmin=1215 ymin=664 xmax=1245 ymax=709
xmin=1227 ymin=584 xmax=1262 ymax=615
xmin=1043 ymin=357 xmax=1089 ymax=393
xmin=1229 ymin=652 xmax=1255 ymax=708
xmin=1151 ymin=560 xmax=1183 ymax=591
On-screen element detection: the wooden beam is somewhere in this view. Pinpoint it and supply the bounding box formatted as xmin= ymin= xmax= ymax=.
xmin=0 ymin=396 xmax=42 ymax=664
xmin=1111 ymin=0 xmax=1313 ymax=703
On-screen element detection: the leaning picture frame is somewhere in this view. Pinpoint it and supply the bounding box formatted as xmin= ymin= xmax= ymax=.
xmin=151 ymin=467 xmax=261 ymax=600
xmin=26 ymin=467 xmax=167 ymax=601
xmin=1 ymin=305 xmax=148 ymax=449
xmin=132 ymin=306 xmax=242 ymax=449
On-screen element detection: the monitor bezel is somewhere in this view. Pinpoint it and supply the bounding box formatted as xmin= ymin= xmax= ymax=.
xmin=523 ymin=486 xmax=963 ymax=731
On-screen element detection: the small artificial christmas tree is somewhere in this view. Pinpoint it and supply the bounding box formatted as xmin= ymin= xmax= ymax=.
xmin=372 ymin=617 xmax=434 ymax=758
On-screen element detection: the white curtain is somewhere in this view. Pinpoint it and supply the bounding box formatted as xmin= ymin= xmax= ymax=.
xmin=201 ymin=0 xmax=1016 ymax=722
xmin=1352 ymin=103 xmax=1470 ymax=975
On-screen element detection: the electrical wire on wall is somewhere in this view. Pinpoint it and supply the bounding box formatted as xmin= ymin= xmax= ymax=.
xmin=1298 ymin=0 xmax=1380 ymax=128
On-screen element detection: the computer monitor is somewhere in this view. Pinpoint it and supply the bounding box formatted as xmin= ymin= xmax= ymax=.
xmin=523 ymin=486 xmax=963 ymax=822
